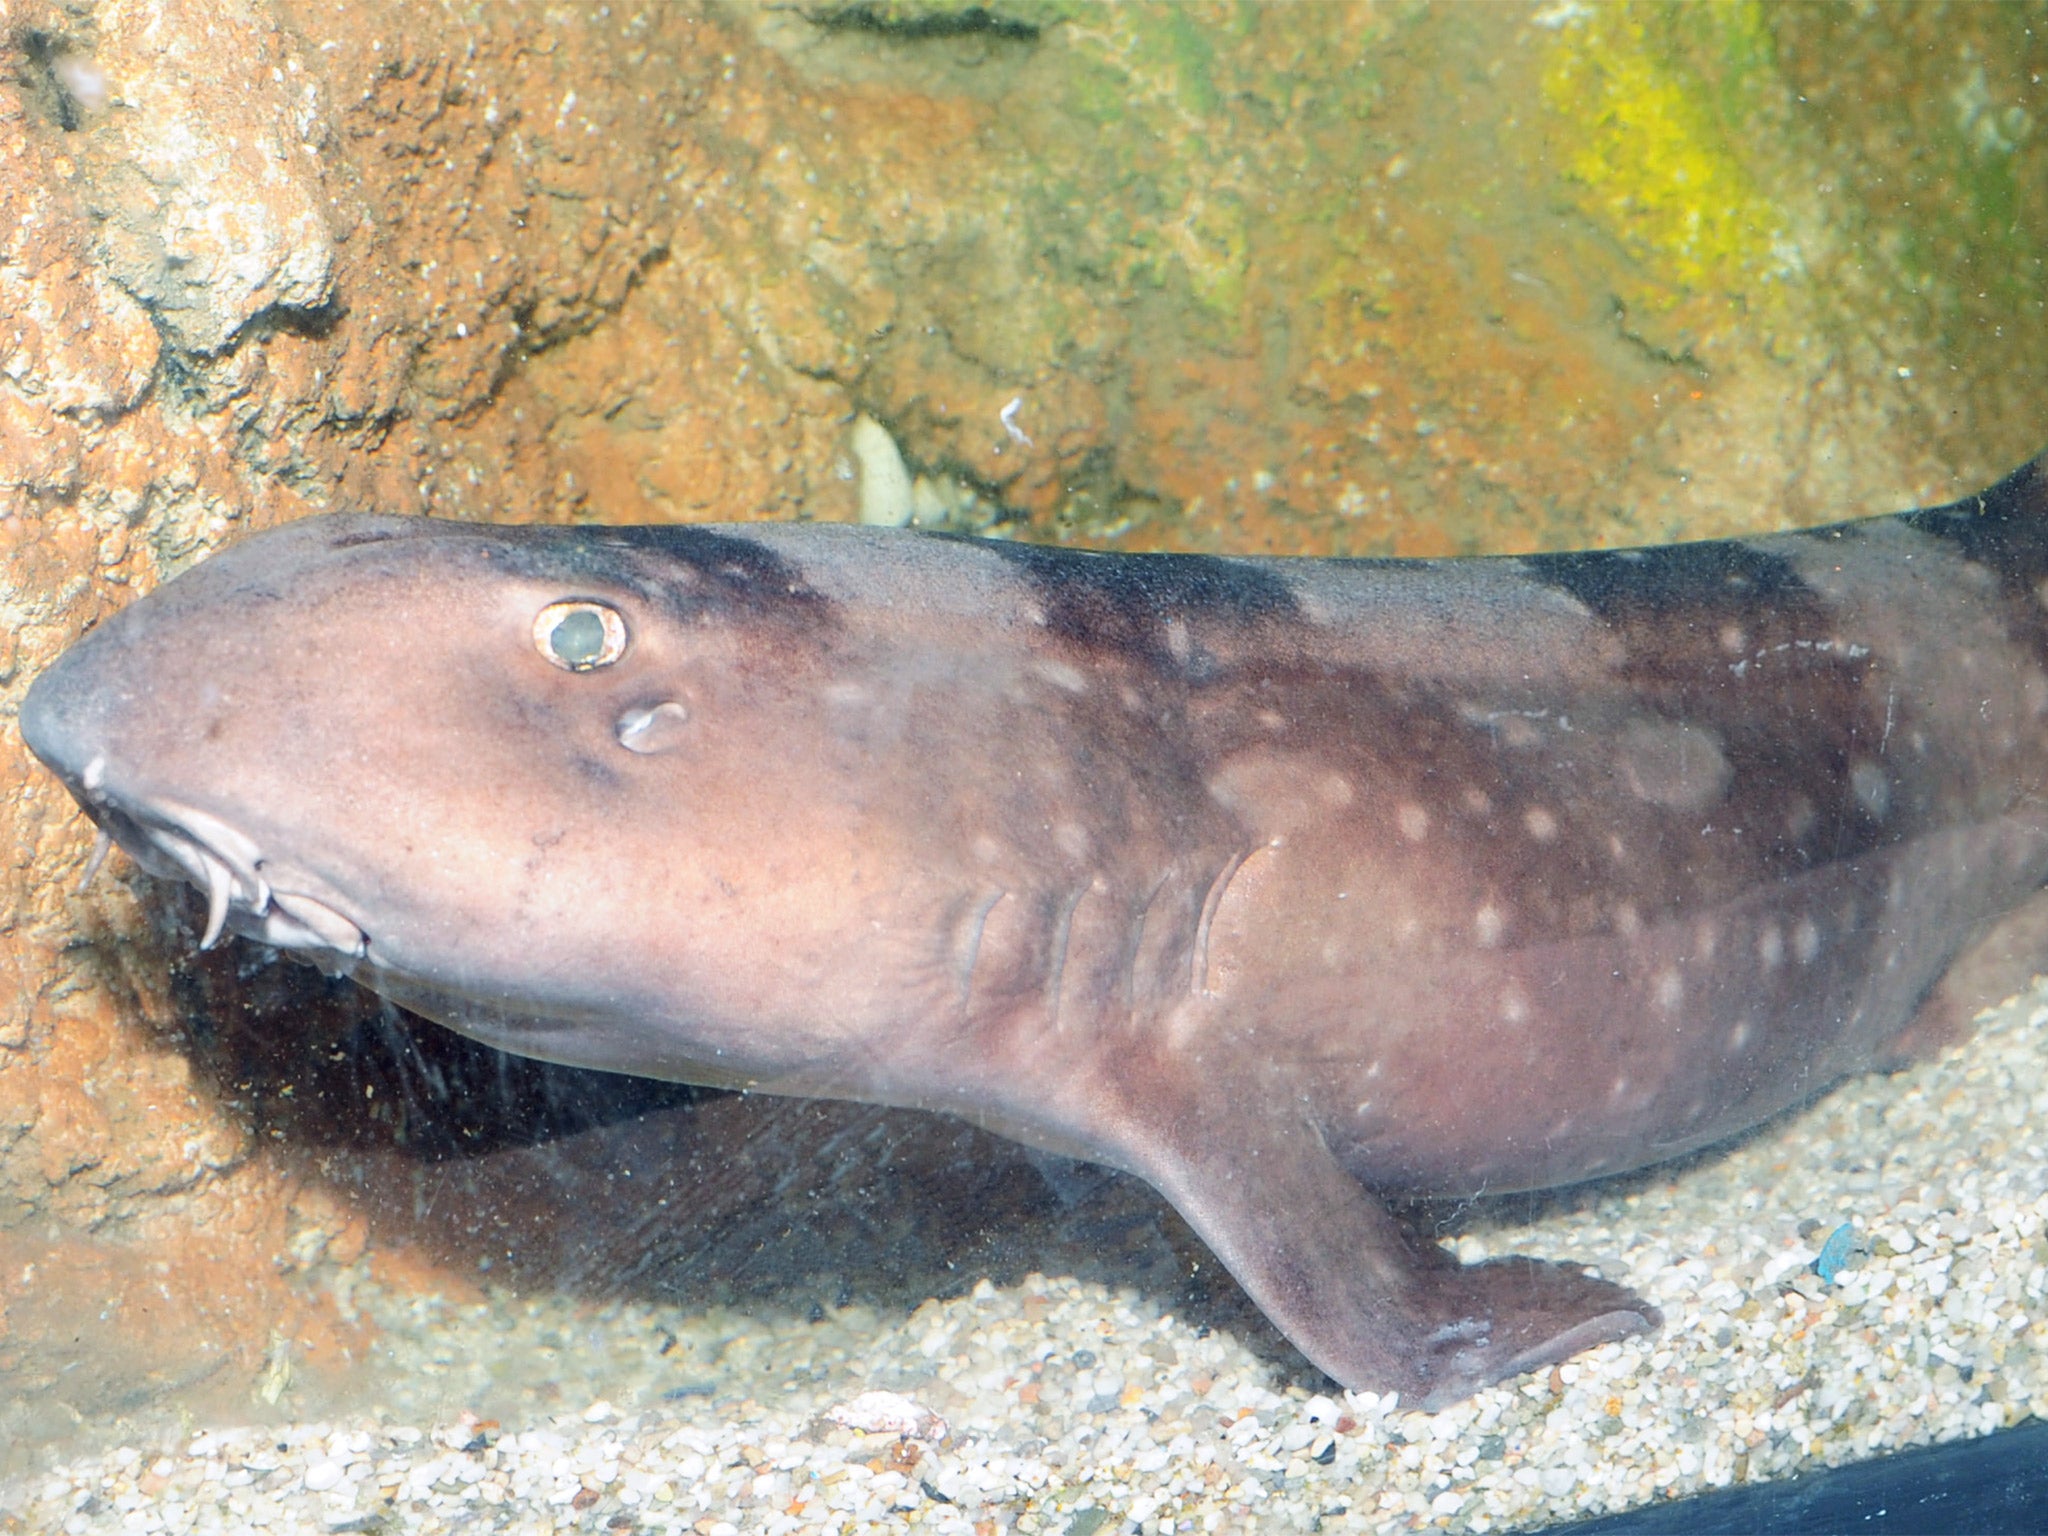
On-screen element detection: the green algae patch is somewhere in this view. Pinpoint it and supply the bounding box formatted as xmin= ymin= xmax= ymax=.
xmin=1894 ymin=57 xmax=2038 ymax=315
xmin=1040 ymin=5 xmax=1265 ymax=322
xmin=1541 ymin=2 xmax=1785 ymax=302
xmin=730 ymin=1 xmax=2048 ymax=557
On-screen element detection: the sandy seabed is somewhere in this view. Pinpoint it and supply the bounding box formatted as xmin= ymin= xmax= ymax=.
xmin=5 ymin=976 xmax=2045 ymax=1536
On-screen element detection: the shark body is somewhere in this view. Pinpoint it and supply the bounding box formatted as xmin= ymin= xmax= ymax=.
xmin=24 ymin=461 xmax=2048 ymax=1406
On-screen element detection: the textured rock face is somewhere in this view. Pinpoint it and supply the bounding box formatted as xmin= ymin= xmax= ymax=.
xmin=81 ymin=0 xmax=337 ymax=354
xmin=2 ymin=0 xmax=2047 ymax=1462
xmin=0 ymin=0 xmax=707 ymax=1454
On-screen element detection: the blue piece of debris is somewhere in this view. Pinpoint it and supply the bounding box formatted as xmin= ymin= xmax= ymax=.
xmin=1814 ymin=1221 xmax=1861 ymax=1284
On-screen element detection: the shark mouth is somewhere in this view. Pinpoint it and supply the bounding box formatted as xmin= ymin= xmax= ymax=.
xmin=72 ymin=754 xmax=369 ymax=962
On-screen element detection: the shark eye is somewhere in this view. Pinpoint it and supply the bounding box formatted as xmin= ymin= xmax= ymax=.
xmin=533 ymin=600 xmax=628 ymax=671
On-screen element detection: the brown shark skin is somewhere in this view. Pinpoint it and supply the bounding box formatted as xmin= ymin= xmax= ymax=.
xmin=22 ymin=458 xmax=2048 ymax=1408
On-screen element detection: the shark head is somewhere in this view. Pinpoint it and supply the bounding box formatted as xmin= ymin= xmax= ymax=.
xmin=19 ymin=512 xmax=897 ymax=1083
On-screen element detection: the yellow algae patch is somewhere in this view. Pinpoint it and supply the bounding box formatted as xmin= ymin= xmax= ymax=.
xmin=1540 ymin=2 xmax=1783 ymax=299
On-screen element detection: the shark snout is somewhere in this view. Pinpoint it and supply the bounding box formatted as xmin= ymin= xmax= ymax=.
xmin=19 ymin=639 xmax=112 ymax=803
xmin=24 ymin=641 xmax=371 ymax=964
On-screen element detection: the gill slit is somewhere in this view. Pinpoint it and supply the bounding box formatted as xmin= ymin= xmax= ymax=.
xmin=1192 ymin=848 xmax=1249 ymax=998
xmin=1042 ymin=886 xmax=1088 ymax=1031
xmin=955 ymin=888 xmax=1009 ymax=1014
xmin=1119 ymin=873 xmax=1173 ymax=1027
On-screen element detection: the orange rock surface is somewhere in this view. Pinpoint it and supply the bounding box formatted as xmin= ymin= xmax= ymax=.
xmin=3 ymin=0 xmax=2046 ymax=1463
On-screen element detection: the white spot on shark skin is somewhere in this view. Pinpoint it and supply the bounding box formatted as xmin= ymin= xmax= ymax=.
xmin=1464 ymin=787 xmax=1492 ymax=815
xmin=1034 ymin=659 xmax=1089 ymax=694
xmin=1618 ymin=718 xmax=1732 ymax=814
xmin=1397 ymin=803 xmax=1431 ymax=842
xmin=1759 ymin=924 xmax=1784 ymax=970
xmin=1459 ymin=700 xmax=1540 ymax=734
xmin=1786 ymin=795 xmax=1818 ymax=840
xmin=1694 ymin=920 xmax=1719 ymax=963
xmin=1718 ymin=623 xmax=1747 ymax=655
xmin=1613 ymin=901 xmax=1642 ymax=938
xmin=1653 ymin=968 xmax=1683 ymax=1014
xmin=1318 ymin=773 xmax=1354 ymax=807
xmin=1609 ymin=1075 xmax=1630 ymax=1101
xmin=1164 ymin=617 xmax=1192 ymax=663
xmin=1523 ymin=806 xmax=1558 ymax=842
xmin=1794 ymin=916 xmax=1822 ymax=964
xmin=1607 ymin=833 xmax=1628 ymax=863
xmin=1053 ymin=823 xmax=1091 ymax=861
xmin=1474 ymin=903 xmax=1506 ymax=948
xmin=972 ymin=835 xmax=1004 ymax=865
xmin=1500 ymin=985 xmax=1529 ymax=1024
xmin=1851 ymin=760 xmax=1891 ymax=820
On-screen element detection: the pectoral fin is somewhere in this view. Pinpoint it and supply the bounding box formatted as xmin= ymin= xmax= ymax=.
xmin=1136 ymin=1105 xmax=1659 ymax=1409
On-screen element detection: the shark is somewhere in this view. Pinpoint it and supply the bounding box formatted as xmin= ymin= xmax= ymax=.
xmin=22 ymin=460 xmax=2048 ymax=1407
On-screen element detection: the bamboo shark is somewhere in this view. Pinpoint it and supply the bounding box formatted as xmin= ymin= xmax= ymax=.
xmin=23 ymin=461 xmax=2048 ymax=1407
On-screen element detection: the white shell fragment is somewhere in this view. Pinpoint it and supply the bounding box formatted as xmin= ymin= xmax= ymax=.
xmin=825 ymin=1389 xmax=949 ymax=1442
xmin=850 ymin=414 xmax=914 ymax=527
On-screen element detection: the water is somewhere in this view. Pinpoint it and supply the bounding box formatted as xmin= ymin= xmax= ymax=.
xmin=4 ymin=3 xmax=2047 ymax=1531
